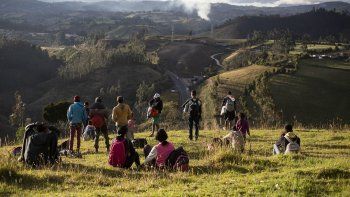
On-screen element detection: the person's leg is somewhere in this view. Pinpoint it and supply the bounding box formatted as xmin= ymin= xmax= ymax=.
xmin=143 ymin=144 xmax=152 ymax=158
xmin=94 ymin=127 xmax=101 ymax=152
xmin=273 ymin=144 xmax=281 ymax=155
xmin=69 ymin=126 xmax=75 ymax=151
xmin=194 ymin=116 xmax=200 ymax=140
xmin=76 ymin=125 xmax=82 ymax=152
xmin=188 ymin=117 xmax=194 ymax=140
xmin=151 ymin=122 xmax=155 ymax=137
xmin=124 ymin=152 xmax=140 ymax=168
xmin=102 ymin=124 xmax=110 ymax=152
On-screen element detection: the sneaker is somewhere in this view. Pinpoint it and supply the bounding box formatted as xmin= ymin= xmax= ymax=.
xmin=189 ymin=136 xmax=193 ymax=141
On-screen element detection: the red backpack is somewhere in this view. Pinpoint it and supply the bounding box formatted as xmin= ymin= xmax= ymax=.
xmin=91 ymin=114 xmax=105 ymax=128
xmin=109 ymin=139 xmax=126 ymax=167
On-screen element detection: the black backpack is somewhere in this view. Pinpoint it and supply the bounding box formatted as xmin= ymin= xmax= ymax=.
xmin=165 ymin=146 xmax=189 ymax=171
xmin=189 ymin=99 xmax=200 ymax=117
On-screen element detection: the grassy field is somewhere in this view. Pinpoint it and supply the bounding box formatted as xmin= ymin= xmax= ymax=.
xmin=216 ymin=65 xmax=275 ymax=99
xmin=1 ymin=129 xmax=350 ymax=196
xmin=269 ymin=58 xmax=350 ymax=125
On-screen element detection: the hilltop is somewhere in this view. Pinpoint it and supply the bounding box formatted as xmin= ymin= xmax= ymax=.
xmin=213 ymin=9 xmax=350 ymax=39
xmin=0 ymin=129 xmax=350 ymax=195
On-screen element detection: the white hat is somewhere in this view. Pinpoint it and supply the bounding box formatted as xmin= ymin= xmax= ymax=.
xmin=154 ymin=93 xmax=160 ymax=99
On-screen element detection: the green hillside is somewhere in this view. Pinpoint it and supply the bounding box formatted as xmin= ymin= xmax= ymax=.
xmin=1 ymin=129 xmax=350 ymax=195
xmin=269 ymin=58 xmax=350 ymax=125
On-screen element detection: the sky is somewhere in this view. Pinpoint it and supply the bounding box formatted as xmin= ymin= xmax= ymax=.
xmin=41 ymin=0 xmax=350 ymax=20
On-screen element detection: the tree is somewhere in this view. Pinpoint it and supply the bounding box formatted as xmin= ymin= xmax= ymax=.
xmin=9 ymin=91 xmax=26 ymax=127
xmin=134 ymin=82 xmax=155 ymax=120
xmin=43 ymin=101 xmax=71 ymax=123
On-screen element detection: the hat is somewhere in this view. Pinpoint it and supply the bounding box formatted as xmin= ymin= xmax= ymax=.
xmin=117 ymin=126 xmax=127 ymax=137
xmin=154 ymin=93 xmax=160 ymax=99
xmin=74 ymin=95 xmax=80 ymax=102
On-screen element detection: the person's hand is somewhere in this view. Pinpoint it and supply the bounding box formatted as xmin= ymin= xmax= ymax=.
xmin=18 ymin=156 xmax=24 ymax=162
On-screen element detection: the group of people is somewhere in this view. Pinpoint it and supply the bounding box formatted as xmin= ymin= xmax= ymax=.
xmin=17 ymin=89 xmax=301 ymax=168
xmin=219 ymin=91 xmax=301 ymax=154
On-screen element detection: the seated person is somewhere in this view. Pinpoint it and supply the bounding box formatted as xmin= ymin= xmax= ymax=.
xmin=109 ymin=127 xmax=140 ymax=168
xmin=273 ymin=124 xmax=301 ymax=155
xmin=83 ymin=120 xmax=96 ymax=141
xmin=19 ymin=122 xmax=60 ymax=167
xmin=143 ymin=129 xmax=175 ymax=168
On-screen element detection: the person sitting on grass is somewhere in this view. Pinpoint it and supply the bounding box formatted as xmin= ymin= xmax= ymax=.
xmin=109 ymin=126 xmax=140 ymax=169
xmin=83 ymin=120 xmax=96 ymax=141
xmin=19 ymin=122 xmax=60 ymax=167
xmin=143 ymin=129 xmax=175 ymax=168
xmin=273 ymin=124 xmax=301 ymax=155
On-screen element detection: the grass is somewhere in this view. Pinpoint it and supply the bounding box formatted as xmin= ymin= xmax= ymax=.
xmin=269 ymin=58 xmax=350 ymax=125
xmin=290 ymin=43 xmax=345 ymax=55
xmin=216 ymin=65 xmax=275 ymax=99
xmin=1 ymin=129 xmax=349 ymax=196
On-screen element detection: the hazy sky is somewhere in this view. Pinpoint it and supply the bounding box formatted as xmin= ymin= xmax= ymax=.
xmin=41 ymin=0 xmax=350 ymax=20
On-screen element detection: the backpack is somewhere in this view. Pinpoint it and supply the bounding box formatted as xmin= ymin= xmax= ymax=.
xmin=165 ymin=146 xmax=189 ymax=172
xmin=189 ymin=99 xmax=200 ymax=117
xmin=132 ymin=138 xmax=148 ymax=149
xmin=91 ymin=115 xmax=105 ymax=128
xmin=225 ymin=97 xmax=235 ymax=112
xmin=109 ymin=139 xmax=126 ymax=167
xmin=284 ymin=136 xmax=300 ymax=154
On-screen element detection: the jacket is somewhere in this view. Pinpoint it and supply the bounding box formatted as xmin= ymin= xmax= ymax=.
xmin=182 ymin=98 xmax=202 ymax=117
xmin=149 ymin=98 xmax=163 ymax=113
xmin=67 ymin=102 xmax=88 ymax=124
xmin=112 ymin=103 xmax=132 ymax=127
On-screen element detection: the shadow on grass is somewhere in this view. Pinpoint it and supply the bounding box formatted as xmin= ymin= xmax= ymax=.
xmin=57 ymin=162 xmax=124 ymax=178
xmin=311 ymin=144 xmax=350 ymax=149
xmin=0 ymin=167 xmax=64 ymax=190
xmin=191 ymin=164 xmax=249 ymax=175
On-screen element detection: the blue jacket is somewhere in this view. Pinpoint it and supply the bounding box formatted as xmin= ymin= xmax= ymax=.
xmin=67 ymin=102 xmax=88 ymax=124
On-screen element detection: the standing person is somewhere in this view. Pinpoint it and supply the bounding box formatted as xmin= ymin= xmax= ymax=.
xmin=148 ymin=93 xmax=163 ymax=137
xmin=67 ymin=96 xmax=88 ymax=155
xmin=90 ymin=97 xmax=110 ymax=153
xmin=112 ymin=96 xmax=132 ymax=135
xmin=222 ymin=91 xmax=237 ymax=130
xmin=109 ymin=126 xmax=140 ymax=169
xmin=83 ymin=102 xmax=90 ymax=127
xmin=235 ymin=112 xmax=250 ymax=140
xmin=182 ymin=90 xmax=202 ymax=141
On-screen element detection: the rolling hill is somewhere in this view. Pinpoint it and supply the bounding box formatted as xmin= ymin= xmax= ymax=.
xmin=269 ymin=58 xmax=350 ymax=125
xmin=213 ymin=9 xmax=350 ymax=39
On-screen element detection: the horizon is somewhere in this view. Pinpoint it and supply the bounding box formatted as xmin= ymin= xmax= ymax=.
xmin=39 ymin=0 xmax=350 ymax=7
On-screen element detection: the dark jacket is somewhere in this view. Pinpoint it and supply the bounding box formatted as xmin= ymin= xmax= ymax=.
xmin=21 ymin=124 xmax=59 ymax=166
xmin=149 ymin=98 xmax=163 ymax=113
xmin=182 ymin=98 xmax=202 ymax=117
xmin=222 ymin=96 xmax=237 ymax=110
xmin=90 ymin=102 xmax=108 ymax=119
xmin=275 ymin=132 xmax=301 ymax=150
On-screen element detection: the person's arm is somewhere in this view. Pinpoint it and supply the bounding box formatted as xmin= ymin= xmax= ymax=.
xmin=144 ymin=146 xmax=157 ymax=164
xmin=19 ymin=126 xmax=31 ymax=161
xmin=222 ymin=97 xmax=227 ymax=107
xmin=159 ymin=100 xmax=163 ymax=112
xmin=67 ymin=106 xmax=72 ymax=122
xmin=111 ymin=107 xmax=118 ymax=123
xmin=82 ymin=108 xmax=88 ymax=124
xmin=127 ymin=105 xmax=132 ymax=120
xmin=182 ymin=99 xmax=190 ymax=108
